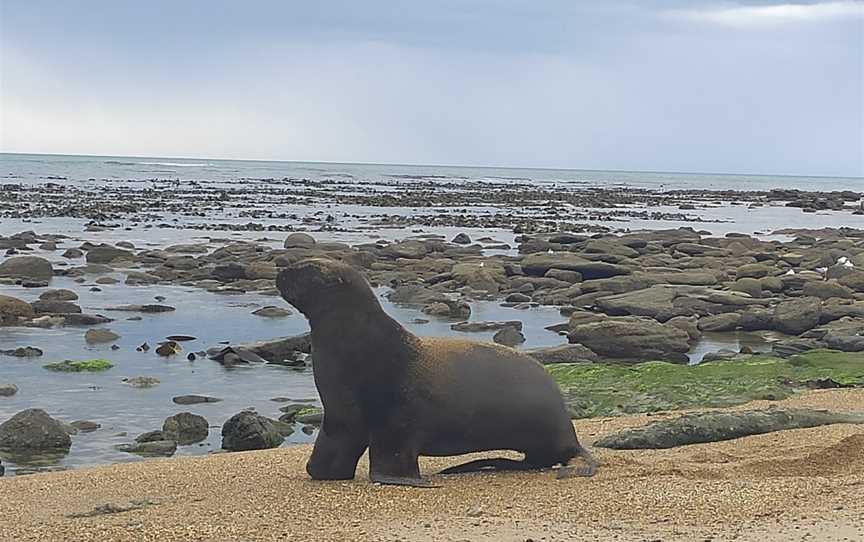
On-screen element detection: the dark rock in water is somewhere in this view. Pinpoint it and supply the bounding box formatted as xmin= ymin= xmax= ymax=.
xmin=137 ymin=343 xmax=150 ymax=352
xmin=773 ymin=297 xmax=822 ymax=335
xmin=294 ymin=408 xmax=324 ymax=426
xmin=63 ymin=313 xmax=113 ymax=326
xmin=451 ymin=233 xmax=471 ymax=245
xmin=162 ymin=412 xmax=209 ymax=445
xmin=105 ymin=304 xmax=176 ymax=313
xmin=187 ymin=352 xmax=197 ymax=361
xmin=0 ymin=409 xmax=72 ymax=453
xmin=172 ymin=395 xmax=222 ymax=405
xmin=39 ymin=289 xmax=79 ymax=302
xmin=221 ymin=411 xmax=285 ymax=451
xmin=493 ymin=326 xmax=525 ymax=347
xmin=116 ymin=440 xmax=177 ymax=457
xmin=0 ymin=384 xmax=18 ymax=397
xmin=31 ymin=299 xmax=82 ymax=315
xmin=0 ymin=459 xmax=4 ymax=476
xmin=156 ymin=341 xmax=182 ymax=357
xmin=166 ymin=335 xmax=196 ymax=342
xmin=595 ymin=408 xmax=864 ymax=450
xmin=207 ymin=334 xmax=312 ymax=364
xmin=525 ymin=344 xmax=599 ymax=364
xmin=135 ymin=430 xmax=168 ymax=443
xmin=252 ymin=306 xmax=292 ymax=318
xmin=84 ymin=328 xmax=120 ymax=344
xmin=70 ymin=420 xmax=100 ymax=433
xmin=85 ymin=245 xmax=135 ymax=264
xmin=0 ymin=346 xmax=43 ymax=357
xmin=451 ymin=320 xmax=523 ymax=332
xmin=505 ymin=292 xmax=532 ymax=303
xmin=0 ymin=256 xmax=54 ymax=281
xmin=208 ymin=346 xmax=268 ymax=365
xmin=422 ymin=299 xmax=471 ymax=319
xmin=61 ymin=248 xmax=84 ymax=259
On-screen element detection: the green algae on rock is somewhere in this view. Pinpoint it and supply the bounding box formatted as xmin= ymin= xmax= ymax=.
xmin=43 ymin=359 xmax=114 ymax=372
xmin=549 ymin=350 xmax=864 ymax=419
xmin=595 ymin=408 xmax=864 ymax=449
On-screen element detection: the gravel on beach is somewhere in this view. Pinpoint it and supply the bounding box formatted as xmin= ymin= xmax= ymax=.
xmin=1 ymin=388 xmax=862 ymax=542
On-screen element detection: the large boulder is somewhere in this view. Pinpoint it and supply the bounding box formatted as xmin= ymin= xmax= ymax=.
xmin=0 ymin=409 xmax=72 ymax=454
xmin=773 ymin=297 xmax=822 ymax=335
xmin=568 ymin=318 xmax=691 ymax=361
xmin=39 ymin=289 xmax=79 ymax=302
xmin=283 ymin=233 xmax=316 ymax=249
xmin=0 ymin=256 xmax=53 ymax=281
xmin=221 ymin=411 xmax=285 ymax=451
xmin=162 ymin=412 xmax=209 ymax=445
xmin=85 ymin=245 xmax=135 ymax=264
xmin=802 ymin=281 xmax=854 ymax=300
xmin=520 ymin=253 xmax=631 ymax=280
xmin=0 ymin=294 xmax=35 ymax=325
xmin=31 ymin=300 xmax=82 ymax=314
xmin=594 ymin=286 xmax=678 ymax=318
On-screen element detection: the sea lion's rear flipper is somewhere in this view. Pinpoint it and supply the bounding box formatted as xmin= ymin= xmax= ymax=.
xmin=438 ymin=458 xmax=535 ymax=475
xmin=556 ymin=446 xmax=598 ymax=479
xmin=371 ymin=474 xmax=440 ymax=488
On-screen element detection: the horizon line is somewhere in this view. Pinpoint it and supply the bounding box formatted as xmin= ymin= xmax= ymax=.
xmin=0 ymin=150 xmax=861 ymax=181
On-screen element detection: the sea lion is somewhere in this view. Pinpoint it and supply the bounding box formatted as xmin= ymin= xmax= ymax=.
xmin=276 ymin=258 xmax=597 ymax=487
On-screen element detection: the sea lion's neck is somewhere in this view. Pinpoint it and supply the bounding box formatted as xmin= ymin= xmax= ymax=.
xmin=307 ymin=302 xmax=416 ymax=363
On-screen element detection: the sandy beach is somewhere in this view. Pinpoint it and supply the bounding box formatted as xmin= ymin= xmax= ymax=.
xmin=1 ymin=388 xmax=862 ymax=542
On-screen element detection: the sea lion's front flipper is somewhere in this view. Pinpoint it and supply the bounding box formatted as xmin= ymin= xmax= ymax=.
xmin=370 ymin=474 xmax=440 ymax=488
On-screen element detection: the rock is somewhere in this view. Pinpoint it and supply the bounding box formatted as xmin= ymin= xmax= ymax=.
xmin=31 ymin=300 xmax=82 ymax=314
xmin=0 ymin=384 xmax=18 ymax=397
xmin=568 ymin=318 xmax=690 ymax=361
xmin=666 ymin=316 xmax=702 ymax=341
xmin=207 ymin=334 xmax=312 ymax=364
xmin=802 ymin=281 xmax=854 ymax=300
xmin=521 ymin=253 xmax=631 ymax=280
xmin=123 ymin=376 xmax=160 ymax=388
xmin=212 ymin=262 xmax=248 ymax=281
xmin=116 ymin=440 xmax=177 ymax=457
xmin=62 ymin=248 xmax=84 ymax=259
xmin=156 ymin=341 xmax=182 ymax=356
xmin=504 ymin=292 xmax=532 ymax=303
xmin=422 ymin=299 xmax=471 ymax=319
xmin=0 ymin=409 xmax=72 ymax=453
xmin=39 ymin=289 xmax=79 ymax=302
xmin=0 ymin=346 xmax=42 ymax=357
xmin=730 ymin=278 xmax=762 ymax=298
xmin=135 ymin=430 xmax=168 ymax=443
xmin=451 ymin=321 xmax=523 ymax=332
xmin=283 ymin=233 xmax=316 ymax=248
xmin=0 ymin=256 xmax=53 ymax=281
xmin=252 ymin=306 xmax=292 ymax=318
xmin=85 ymin=245 xmax=135 ymax=264
xmin=381 ymin=240 xmax=429 ymax=259
xmin=698 ymin=313 xmax=742 ymax=332
xmin=162 ymin=412 xmax=209 ymax=445
xmin=295 ymin=408 xmax=324 ymax=425
xmin=104 ymin=304 xmax=175 ymax=313
xmin=125 ymin=271 xmax=161 ymax=285
xmin=838 ymin=271 xmax=864 ymax=292
xmin=493 ymin=326 xmax=525 ymax=346
xmin=95 ymin=276 xmax=118 ymax=284
xmin=736 ymin=263 xmax=773 ymax=279
xmin=700 ymin=349 xmax=739 ymax=362
xmin=773 ymin=297 xmax=822 ymax=335
xmin=85 ymin=328 xmax=120 ymax=344
xmin=594 ymin=286 xmax=678 ymax=319
xmin=70 ymin=420 xmax=100 ymax=433
xmin=63 ymin=313 xmax=113 ymax=326
xmin=221 ymin=411 xmax=285 ymax=451
xmin=525 ymin=344 xmax=599 ymax=364
xmin=172 ymin=395 xmax=222 ymax=405
xmin=451 ymin=233 xmax=471 ymax=245
xmin=595 ymin=409 xmax=864 ymax=450
xmin=544 ymin=269 xmax=582 ymax=283
xmin=0 ymin=294 xmax=35 ymax=325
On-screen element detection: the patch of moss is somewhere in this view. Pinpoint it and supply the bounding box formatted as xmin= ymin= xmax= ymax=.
xmin=548 ymin=349 xmax=864 ymax=419
xmin=294 ymin=406 xmax=322 ymax=417
xmin=43 ymin=359 xmax=114 ymax=372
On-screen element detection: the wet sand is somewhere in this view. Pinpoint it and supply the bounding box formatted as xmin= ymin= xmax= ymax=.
xmin=1 ymin=388 xmax=862 ymax=542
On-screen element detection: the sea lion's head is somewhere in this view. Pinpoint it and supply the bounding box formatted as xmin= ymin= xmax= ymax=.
xmin=276 ymin=258 xmax=377 ymax=319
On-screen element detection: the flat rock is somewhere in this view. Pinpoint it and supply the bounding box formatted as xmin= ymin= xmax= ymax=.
xmin=525 ymin=344 xmax=599 ymax=364
xmin=595 ymin=408 xmax=864 ymax=449
xmin=172 ymin=395 xmax=222 ymax=405
xmin=568 ymin=317 xmax=690 ymax=361
xmin=451 ymin=321 xmax=523 ymax=332
xmin=252 ymin=306 xmax=292 ymax=318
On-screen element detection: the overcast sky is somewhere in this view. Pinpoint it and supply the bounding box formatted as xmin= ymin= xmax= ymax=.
xmin=1 ymin=1 xmax=862 ymax=176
